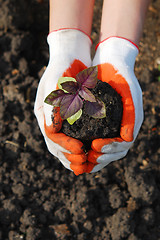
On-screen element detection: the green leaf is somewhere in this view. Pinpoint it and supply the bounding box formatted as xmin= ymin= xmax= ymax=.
xmin=67 ymin=109 xmax=82 ymax=125
xmin=58 ymin=77 xmax=77 ymax=92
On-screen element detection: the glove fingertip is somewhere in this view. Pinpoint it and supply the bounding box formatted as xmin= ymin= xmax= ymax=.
xmin=120 ymin=125 xmax=134 ymax=142
xmin=87 ymin=150 xmax=102 ymax=163
xmin=70 ymin=163 xmax=87 ymax=176
xmin=91 ymin=138 xmax=114 ymax=152
xmin=63 ymin=152 xmax=87 ymax=164
xmin=86 ymin=162 xmax=97 ymax=173
xmin=52 ymin=107 xmax=63 ymax=132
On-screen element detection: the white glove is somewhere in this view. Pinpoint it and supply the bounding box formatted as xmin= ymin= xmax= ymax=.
xmin=34 ymin=29 xmax=92 ymax=175
xmin=87 ymin=37 xmax=144 ymax=173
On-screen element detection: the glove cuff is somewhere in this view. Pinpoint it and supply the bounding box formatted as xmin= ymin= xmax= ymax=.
xmin=95 ymin=36 xmax=139 ymax=51
xmin=47 ymin=28 xmax=92 ymax=67
xmin=48 ymin=28 xmax=93 ymax=44
xmin=93 ymin=37 xmax=139 ymax=70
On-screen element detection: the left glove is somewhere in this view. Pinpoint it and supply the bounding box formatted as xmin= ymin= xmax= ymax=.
xmin=34 ymin=29 xmax=92 ymax=175
xmin=87 ymin=37 xmax=144 ymax=173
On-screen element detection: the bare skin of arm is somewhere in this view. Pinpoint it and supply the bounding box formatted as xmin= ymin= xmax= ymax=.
xmin=100 ymin=0 xmax=151 ymax=45
xmin=49 ymin=0 xmax=95 ymax=36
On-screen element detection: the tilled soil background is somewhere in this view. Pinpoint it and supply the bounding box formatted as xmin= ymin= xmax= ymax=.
xmin=0 ymin=0 xmax=160 ymax=239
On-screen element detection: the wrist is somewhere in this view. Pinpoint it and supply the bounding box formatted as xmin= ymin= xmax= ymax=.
xmin=99 ymin=0 xmax=150 ymax=46
xmin=99 ymin=28 xmax=142 ymax=47
xmin=49 ymin=0 xmax=95 ymax=36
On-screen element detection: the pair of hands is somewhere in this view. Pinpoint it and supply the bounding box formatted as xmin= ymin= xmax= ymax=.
xmin=34 ymin=29 xmax=143 ymax=175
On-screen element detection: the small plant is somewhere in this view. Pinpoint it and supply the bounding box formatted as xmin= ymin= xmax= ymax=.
xmin=44 ymin=66 xmax=106 ymax=124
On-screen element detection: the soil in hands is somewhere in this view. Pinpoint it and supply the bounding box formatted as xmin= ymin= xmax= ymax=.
xmin=61 ymin=80 xmax=123 ymax=148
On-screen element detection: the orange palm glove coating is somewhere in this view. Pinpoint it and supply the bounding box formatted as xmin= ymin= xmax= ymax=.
xmin=97 ymin=63 xmax=135 ymax=141
xmin=89 ymin=63 xmax=135 ymax=155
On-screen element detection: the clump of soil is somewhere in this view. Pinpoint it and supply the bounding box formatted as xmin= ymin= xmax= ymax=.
xmin=61 ymin=80 xmax=123 ymax=141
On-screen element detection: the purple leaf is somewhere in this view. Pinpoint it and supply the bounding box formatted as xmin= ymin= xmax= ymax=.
xmin=85 ymin=98 xmax=106 ymax=119
xmin=58 ymin=77 xmax=77 ymax=91
xmin=76 ymin=66 xmax=98 ymax=88
xmin=60 ymin=94 xmax=83 ymax=119
xmin=61 ymin=81 xmax=79 ymax=93
xmin=79 ymin=87 xmax=96 ymax=102
xmin=44 ymin=89 xmax=66 ymax=106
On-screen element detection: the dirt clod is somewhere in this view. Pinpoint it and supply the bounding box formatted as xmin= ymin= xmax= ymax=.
xmin=61 ymin=80 xmax=123 ymax=141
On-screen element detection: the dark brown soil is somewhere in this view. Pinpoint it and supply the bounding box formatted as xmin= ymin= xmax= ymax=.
xmin=61 ymin=80 xmax=123 ymax=141
xmin=1 ymin=0 xmax=160 ymax=240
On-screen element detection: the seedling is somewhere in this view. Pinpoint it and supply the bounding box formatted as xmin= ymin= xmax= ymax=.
xmin=44 ymin=66 xmax=106 ymax=124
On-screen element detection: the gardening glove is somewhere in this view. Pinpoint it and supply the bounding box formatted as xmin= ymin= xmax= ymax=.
xmin=87 ymin=37 xmax=143 ymax=173
xmin=34 ymin=29 xmax=92 ymax=175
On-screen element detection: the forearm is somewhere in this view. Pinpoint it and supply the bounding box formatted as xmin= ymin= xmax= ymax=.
xmin=49 ymin=0 xmax=95 ymax=35
xmin=100 ymin=0 xmax=151 ymax=45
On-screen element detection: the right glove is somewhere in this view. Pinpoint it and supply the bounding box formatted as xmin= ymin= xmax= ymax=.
xmin=87 ymin=37 xmax=144 ymax=173
xmin=34 ymin=29 xmax=92 ymax=175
